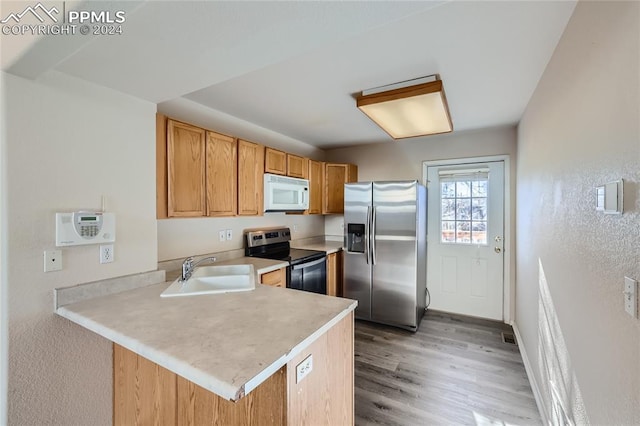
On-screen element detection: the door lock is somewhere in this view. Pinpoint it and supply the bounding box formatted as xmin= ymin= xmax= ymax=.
xmin=494 ymin=236 xmax=503 ymax=243
xmin=494 ymin=247 xmax=502 ymax=254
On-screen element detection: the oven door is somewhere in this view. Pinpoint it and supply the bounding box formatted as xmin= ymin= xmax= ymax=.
xmin=288 ymin=257 xmax=327 ymax=294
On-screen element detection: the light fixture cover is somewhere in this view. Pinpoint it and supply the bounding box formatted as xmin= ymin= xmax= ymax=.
xmin=357 ymin=79 xmax=453 ymax=139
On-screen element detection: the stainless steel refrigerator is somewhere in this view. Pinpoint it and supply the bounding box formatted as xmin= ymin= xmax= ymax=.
xmin=343 ymin=181 xmax=427 ymax=331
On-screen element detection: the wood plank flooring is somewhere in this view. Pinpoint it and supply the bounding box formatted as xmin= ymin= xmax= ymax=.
xmin=354 ymin=310 xmax=542 ymax=426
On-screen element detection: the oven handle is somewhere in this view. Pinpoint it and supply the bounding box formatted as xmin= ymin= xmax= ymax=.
xmin=292 ymin=257 xmax=326 ymax=270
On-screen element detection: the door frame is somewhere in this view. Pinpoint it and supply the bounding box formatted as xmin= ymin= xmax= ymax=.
xmin=422 ymin=155 xmax=512 ymax=324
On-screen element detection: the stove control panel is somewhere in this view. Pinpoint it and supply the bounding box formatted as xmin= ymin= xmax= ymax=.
xmin=245 ymin=227 xmax=291 ymax=248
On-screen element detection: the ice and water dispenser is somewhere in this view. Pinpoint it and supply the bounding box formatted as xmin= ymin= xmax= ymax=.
xmin=346 ymin=223 xmax=366 ymax=253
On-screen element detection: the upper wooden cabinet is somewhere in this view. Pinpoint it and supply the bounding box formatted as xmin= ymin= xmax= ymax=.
xmin=308 ymin=160 xmax=324 ymax=215
xmin=324 ymin=163 xmax=358 ymax=214
xmin=265 ymin=148 xmax=287 ymax=175
xmin=206 ymin=132 xmax=237 ymax=217
xmin=287 ymin=154 xmax=308 ymax=179
xmin=167 ymin=120 xmax=206 ymax=217
xmin=238 ymin=140 xmax=265 ymax=216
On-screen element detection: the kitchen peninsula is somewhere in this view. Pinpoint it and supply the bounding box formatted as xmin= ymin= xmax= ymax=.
xmin=55 ymin=261 xmax=356 ymax=425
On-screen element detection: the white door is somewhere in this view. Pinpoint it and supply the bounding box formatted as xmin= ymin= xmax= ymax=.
xmin=426 ymin=161 xmax=505 ymax=320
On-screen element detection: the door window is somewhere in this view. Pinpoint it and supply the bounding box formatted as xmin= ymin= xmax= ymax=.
xmin=440 ymin=171 xmax=488 ymax=245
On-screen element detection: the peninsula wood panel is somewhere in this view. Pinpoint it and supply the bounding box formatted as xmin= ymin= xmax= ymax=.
xmin=177 ymin=368 xmax=286 ymax=426
xmin=287 ymin=154 xmax=308 ymax=178
xmin=167 ymin=119 xmax=206 ymax=217
xmin=238 ymin=139 xmax=265 ymax=216
xmin=308 ymin=160 xmax=324 ymax=215
xmin=206 ymin=132 xmax=237 ymax=216
xmin=327 ymin=251 xmax=343 ymax=297
xmin=265 ymin=148 xmax=287 ymax=175
xmin=324 ymin=163 xmax=358 ymax=214
xmin=156 ymin=114 xmax=168 ymax=219
xmin=287 ymin=312 xmax=354 ymax=426
xmin=260 ymin=268 xmax=286 ymax=287
xmin=113 ymin=344 xmax=177 ymax=426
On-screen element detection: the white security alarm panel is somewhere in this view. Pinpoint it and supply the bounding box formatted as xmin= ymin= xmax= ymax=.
xmin=56 ymin=212 xmax=116 ymax=247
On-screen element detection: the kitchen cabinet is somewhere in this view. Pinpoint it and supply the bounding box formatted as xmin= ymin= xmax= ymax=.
xmin=326 ymin=251 xmax=343 ymax=297
xmin=260 ymin=268 xmax=286 ymax=288
xmin=265 ymin=148 xmax=287 ymax=175
xmin=308 ymin=160 xmax=324 ymax=215
xmin=238 ymin=139 xmax=265 ymax=216
xmin=206 ymin=131 xmax=237 ymax=216
xmin=324 ymin=163 xmax=358 ymax=214
xmin=167 ymin=119 xmax=206 ymax=217
xmin=286 ymin=154 xmax=308 ymax=179
xmin=113 ymin=312 xmax=354 ymax=425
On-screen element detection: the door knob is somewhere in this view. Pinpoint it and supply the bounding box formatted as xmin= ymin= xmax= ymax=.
xmin=494 ymin=247 xmax=502 ymax=254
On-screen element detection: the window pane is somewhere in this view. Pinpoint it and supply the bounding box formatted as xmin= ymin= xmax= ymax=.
xmin=441 ymin=221 xmax=456 ymax=243
xmin=456 ymin=221 xmax=471 ymax=244
xmin=472 ymin=180 xmax=488 ymax=197
xmin=472 ymin=198 xmax=487 ymax=220
xmin=456 ymin=181 xmax=471 ymax=197
xmin=441 ymin=182 xmax=456 ymax=198
xmin=471 ymin=221 xmax=487 ymax=244
xmin=456 ymin=199 xmax=471 ymax=220
xmin=441 ymin=199 xmax=456 ymax=220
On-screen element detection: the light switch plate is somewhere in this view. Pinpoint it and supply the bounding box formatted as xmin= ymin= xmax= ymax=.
xmin=226 ymin=229 xmax=232 ymax=241
xmin=624 ymin=277 xmax=637 ymax=318
xmin=218 ymin=230 xmax=226 ymax=242
xmin=44 ymin=250 xmax=62 ymax=272
xmin=296 ymin=354 xmax=313 ymax=383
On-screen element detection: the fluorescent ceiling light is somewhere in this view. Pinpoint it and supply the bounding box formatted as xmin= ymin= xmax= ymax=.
xmin=356 ymin=76 xmax=453 ymax=139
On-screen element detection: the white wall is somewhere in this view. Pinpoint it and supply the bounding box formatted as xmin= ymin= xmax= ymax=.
xmin=516 ymin=1 xmax=639 ymax=424
xmin=2 ymin=71 xmax=157 ymax=425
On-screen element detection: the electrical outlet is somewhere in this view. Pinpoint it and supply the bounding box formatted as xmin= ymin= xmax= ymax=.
xmin=624 ymin=277 xmax=637 ymax=318
xmin=219 ymin=230 xmax=226 ymax=242
xmin=44 ymin=250 xmax=62 ymax=272
xmin=226 ymin=229 xmax=233 ymax=241
xmin=296 ymin=354 xmax=313 ymax=383
xmin=100 ymin=244 xmax=114 ymax=264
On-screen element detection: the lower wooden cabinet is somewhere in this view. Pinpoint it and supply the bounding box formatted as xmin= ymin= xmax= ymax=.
xmin=260 ymin=268 xmax=286 ymax=288
xmin=113 ymin=311 xmax=354 ymax=426
xmin=327 ymin=251 xmax=343 ymax=297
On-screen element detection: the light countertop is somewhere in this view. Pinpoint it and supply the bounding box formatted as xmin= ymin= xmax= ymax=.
xmin=56 ymin=266 xmax=356 ymax=402
xmin=292 ymin=241 xmax=343 ymax=254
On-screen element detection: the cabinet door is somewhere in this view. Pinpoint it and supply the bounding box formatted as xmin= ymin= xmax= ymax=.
xmin=265 ymin=148 xmax=287 ymax=175
xmin=287 ymin=154 xmax=307 ymax=178
xmin=308 ymin=160 xmax=324 ymax=215
xmin=206 ymin=132 xmax=237 ymax=217
xmin=324 ymin=163 xmax=358 ymax=214
xmin=260 ymin=268 xmax=286 ymax=287
xmin=238 ymin=140 xmax=265 ymax=216
xmin=167 ymin=120 xmax=206 ymax=217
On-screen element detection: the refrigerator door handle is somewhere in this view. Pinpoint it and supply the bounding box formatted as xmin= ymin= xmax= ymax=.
xmin=365 ymin=205 xmax=371 ymax=264
xmin=371 ymin=206 xmax=377 ymax=265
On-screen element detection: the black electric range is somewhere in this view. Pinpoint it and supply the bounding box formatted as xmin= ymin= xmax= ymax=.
xmin=245 ymin=228 xmax=326 ymax=294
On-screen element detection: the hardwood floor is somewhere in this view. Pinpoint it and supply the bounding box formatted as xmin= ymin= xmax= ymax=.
xmin=354 ymin=310 xmax=542 ymax=426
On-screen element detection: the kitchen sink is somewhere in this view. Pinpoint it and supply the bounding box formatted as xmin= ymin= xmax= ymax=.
xmin=161 ymin=264 xmax=255 ymax=298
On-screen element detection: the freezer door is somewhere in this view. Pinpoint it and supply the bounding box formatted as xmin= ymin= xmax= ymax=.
xmin=371 ymin=181 xmax=419 ymax=328
xmin=343 ymin=182 xmax=373 ymax=320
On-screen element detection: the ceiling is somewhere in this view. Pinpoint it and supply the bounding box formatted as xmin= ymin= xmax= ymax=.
xmin=2 ymin=0 xmax=576 ymax=149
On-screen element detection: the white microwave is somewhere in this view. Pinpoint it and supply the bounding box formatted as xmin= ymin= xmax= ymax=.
xmin=264 ymin=173 xmax=309 ymax=212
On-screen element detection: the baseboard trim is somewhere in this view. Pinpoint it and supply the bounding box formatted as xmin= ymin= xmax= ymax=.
xmin=512 ymin=321 xmax=549 ymax=425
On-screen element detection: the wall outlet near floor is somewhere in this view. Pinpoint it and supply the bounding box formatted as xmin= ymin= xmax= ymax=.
xmin=624 ymin=277 xmax=637 ymax=318
xmin=100 ymin=244 xmax=114 ymax=264
xmin=218 ymin=230 xmax=226 ymax=242
xmin=296 ymin=354 xmax=313 ymax=383
xmin=226 ymin=229 xmax=232 ymax=241
xmin=44 ymin=250 xmax=62 ymax=272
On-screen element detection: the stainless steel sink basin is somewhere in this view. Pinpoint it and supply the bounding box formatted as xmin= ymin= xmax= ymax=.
xmin=161 ymin=264 xmax=255 ymax=298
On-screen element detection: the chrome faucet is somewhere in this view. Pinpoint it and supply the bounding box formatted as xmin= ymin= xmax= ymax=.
xmin=181 ymin=256 xmax=217 ymax=282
